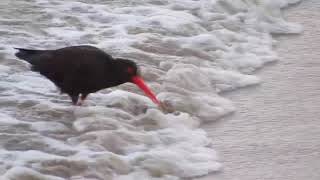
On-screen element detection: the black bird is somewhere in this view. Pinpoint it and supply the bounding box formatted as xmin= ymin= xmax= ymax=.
xmin=14 ymin=45 xmax=160 ymax=106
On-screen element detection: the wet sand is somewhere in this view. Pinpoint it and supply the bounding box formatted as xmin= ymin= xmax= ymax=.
xmin=199 ymin=1 xmax=320 ymax=180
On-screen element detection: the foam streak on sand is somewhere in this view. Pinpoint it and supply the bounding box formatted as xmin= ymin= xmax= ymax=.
xmin=0 ymin=0 xmax=301 ymax=179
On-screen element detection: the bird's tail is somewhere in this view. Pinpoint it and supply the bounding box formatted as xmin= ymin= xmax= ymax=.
xmin=14 ymin=48 xmax=45 ymax=63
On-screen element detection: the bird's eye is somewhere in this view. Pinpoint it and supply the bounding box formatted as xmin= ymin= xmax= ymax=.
xmin=127 ymin=67 xmax=134 ymax=74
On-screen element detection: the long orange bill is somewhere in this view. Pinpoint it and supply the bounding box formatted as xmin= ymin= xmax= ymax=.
xmin=132 ymin=76 xmax=160 ymax=105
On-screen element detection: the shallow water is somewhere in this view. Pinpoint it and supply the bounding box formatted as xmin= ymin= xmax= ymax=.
xmin=0 ymin=0 xmax=302 ymax=179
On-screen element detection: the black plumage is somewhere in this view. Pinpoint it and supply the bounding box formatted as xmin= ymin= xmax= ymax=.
xmin=14 ymin=45 xmax=159 ymax=105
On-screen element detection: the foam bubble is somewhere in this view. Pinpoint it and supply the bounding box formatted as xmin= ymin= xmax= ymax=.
xmin=3 ymin=167 xmax=64 ymax=180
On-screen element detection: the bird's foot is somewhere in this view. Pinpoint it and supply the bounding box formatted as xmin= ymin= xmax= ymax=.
xmin=76 ymin=94 xmax=88 ymax=106
xmin=76 ymin=99 xmax=84 ymax=106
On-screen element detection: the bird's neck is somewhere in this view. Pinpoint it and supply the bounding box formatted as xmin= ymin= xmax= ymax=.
xmin=103 ymin=60 xmax=129 ymax=87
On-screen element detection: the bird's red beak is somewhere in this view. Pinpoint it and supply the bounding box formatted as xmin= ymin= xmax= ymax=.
xmin=132 ymin=76 xmax=160 ymax=105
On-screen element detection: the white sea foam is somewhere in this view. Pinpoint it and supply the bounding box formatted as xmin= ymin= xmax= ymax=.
xmin=0 ymin=0 xmax=302 ymax=179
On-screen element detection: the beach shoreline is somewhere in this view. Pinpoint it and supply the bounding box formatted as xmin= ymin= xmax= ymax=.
xmin=198 ymin=1 xmax=320 ymax=180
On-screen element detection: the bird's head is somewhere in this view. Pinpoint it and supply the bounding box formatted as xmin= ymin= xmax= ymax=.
xmin=115 ymin=58 xmax=160 ymax=105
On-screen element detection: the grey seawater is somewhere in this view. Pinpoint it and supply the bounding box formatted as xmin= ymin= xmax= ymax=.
xmin=0 ymin=0 xmax=302 ymax=179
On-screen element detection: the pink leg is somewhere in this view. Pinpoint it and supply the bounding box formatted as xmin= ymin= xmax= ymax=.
xmin=76 ymin=94 xmax=88 ymax=106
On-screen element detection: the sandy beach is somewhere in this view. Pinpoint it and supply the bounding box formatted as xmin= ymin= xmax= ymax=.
xmin=199 ymin=1 xmax=320 ymax=180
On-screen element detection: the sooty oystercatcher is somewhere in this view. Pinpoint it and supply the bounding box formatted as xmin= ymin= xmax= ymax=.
xmin=14 ymin=45 xmax=160 ymax=106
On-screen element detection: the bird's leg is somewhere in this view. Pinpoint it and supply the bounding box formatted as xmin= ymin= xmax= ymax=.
xmin=76 ymin=93 xmax=88 ymax=106
xmin=70 ymin=94 xmax=79 ymax=105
